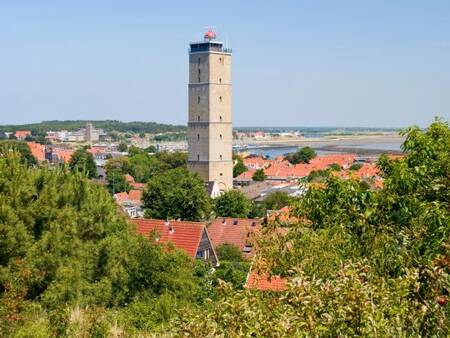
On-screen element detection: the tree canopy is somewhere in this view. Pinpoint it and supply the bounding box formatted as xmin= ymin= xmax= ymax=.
xmin=252 ymin=168 xmax=266 ymax=181
xmin=213 ymin=190 xmax=252 ymax=218
xmin=68 ymin=147 xmax=98 ymax=179
xmin=0 ymin=140 xmax=37 ymax=166
xmin=142 ymin=167 xmax=211 ymax=221
xmin=285 ymin=146 xmax=317 ymax=164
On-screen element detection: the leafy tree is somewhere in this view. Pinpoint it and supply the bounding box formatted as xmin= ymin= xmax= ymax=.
xmin=142 ymin=167 xmax=211 ymax=221
xmin=129 ymin=153 xmax=169 ymax=183
xmin=349 ymin=162 xmax=362 ymax=171
xmin=252 ymin=168 xmax=266 ymax=182
xmin=175 ymin=119 xmax=450 ymax=336
xmin=0 ymin=153 xmax=201 ymax=336
xmin=106 ymin=169 xmax=131 ymax=194
xmin=156 ymin=151 xmax=187 ymax=169
xmin=146 ymin=145 xmax=158 ymax=153
xmin=216 ymin=244 xmax=244 ymax=262
xmin=285 ymin=146 xmax=317 ymax=164
xmin=213 ymin=190 xmax=251 ymax=218
xmin=0 ymin=140 xmax=37 ymax=166
xmin=117 ymin=142 xmax=128 ymax=152
xmin=249 ymin=201 xmax=265 ymax=218
xmin=328 ymin=163 xmax=341 ymax=171
xmin=262 ymin=191 xmax=292 ymax=211
xmin=233 ymin=154 xmax=247 ymax=177
xmin=68 ymin=147 xmax=97 ymax=178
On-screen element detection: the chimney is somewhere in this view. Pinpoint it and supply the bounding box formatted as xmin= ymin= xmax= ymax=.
xmin=222 ymin=218 xmax=226 ymax=225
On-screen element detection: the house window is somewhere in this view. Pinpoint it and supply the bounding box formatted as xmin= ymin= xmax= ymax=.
xmin=196 ymin=250 xmax=202 ymax=258
xmin=203 ymin=249 xmax=210 ymax=260
xmin=198 ymin=96 xmax=201 ymax=104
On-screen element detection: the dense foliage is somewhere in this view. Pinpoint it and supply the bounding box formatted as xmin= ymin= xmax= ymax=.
xmin=285 ymin=146 xmax=317 ymax=164
xmin=175 ymin=119 xmax=450 ymax=336
xmin=0 ymin=120 xmax=186 ymax=134
xmin=0 ymin=140 xmax=38 ymax=166
xmin=0 ymin=154 xmax=202 ymax=336
xmin=252 ymin=168 xmax=266 ymax=181
xmin=262 ymin=190 xmax=292 ymax=211
xmin=213 ymin=190 xmax=252 ymax=218
xmin=233 ymin=153 xmax=247 ymax=177
xmin=68 ymin=147 xmax=97 ymax=179
xmin=142 ymin=167 xmax=211 ymax=221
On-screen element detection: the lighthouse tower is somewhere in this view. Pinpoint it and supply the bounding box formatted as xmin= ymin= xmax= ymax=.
xmin=187 ymin=29 xmax=233 ymax=196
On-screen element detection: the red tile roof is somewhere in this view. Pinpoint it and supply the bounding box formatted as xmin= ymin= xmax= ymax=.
xmin=53 ymin=148 xmax=74 ymax=163
xmin=208 ymin=218 xmax=262 ymax=256
xmin=130 ymin=218 xmax=206 ymax=259
xmin=246 ymin=270 xmax=287 ymax=291
xmin=26 ymin=142 xmax=46 ymax=161
xmin=131 ymin=182 xmax=145 ymax=190
xmin=114 ymin=189 xmax=143 ymax=204
xmin=124 ymin=174 xmax=135 ymax=183
xmin=15 ymin=130 xmax=31 ymax=139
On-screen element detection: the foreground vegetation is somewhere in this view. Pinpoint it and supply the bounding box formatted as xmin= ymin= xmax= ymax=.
xmin=0 ymin=119 xmax=448 ymax=336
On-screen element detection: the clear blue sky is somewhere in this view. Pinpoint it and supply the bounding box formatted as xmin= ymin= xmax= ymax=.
xmin=1 ymin=0 xmax=449 ymax=127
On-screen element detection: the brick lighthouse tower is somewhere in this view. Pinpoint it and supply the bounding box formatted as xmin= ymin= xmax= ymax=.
xmin=187 ymin=29 xmax=233 ymax=196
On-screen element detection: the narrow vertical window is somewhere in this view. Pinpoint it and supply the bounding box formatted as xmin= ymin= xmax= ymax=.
xmin=198 ymin=76 xmax=201 ymax=83
xmin=219 ymin=116 xmax=222 ymax=122
xmin=220 ymin=134 xmax=222 ymax=140
xmin=197 ymin=154 xmax=200 ymax=161
xmin=219 ymin=78 xmax=222 ymax=84
xmin=197 ymin=134 xmax=200 ymax=141
xmin=198 ymin=115 xmax=200 ymax=121
xmin=198 ymin=57 xmax=201 ymax=65
xmin=198 ymin=96 xmax=200 ymax=104
xmin=219 ymin=57 xmax=222 ymax=64
xmin=220 ymin=154 xmax=222 ymax=160
xmin=219 ymin=96 xmax=222 ymax=102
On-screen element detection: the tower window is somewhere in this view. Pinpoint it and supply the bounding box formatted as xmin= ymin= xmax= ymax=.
xmin=197 ymin=154 xmax=200 ymax=161
xmin=198 ymin=96 xmax=200 ymax=104
xmin=198 ymin=115 xmax=200 ymax=121
xmin=220 ymin=172 xmax=223 ymax=176
xmin=219 ymin=116 xmax=222 ymax=122
xmin=220 ymin=134 xmax=222 ymax=140
xmin=198 ymin=76 xmax=201 ymax=83
xmin=220 ymin=154 xmax=222 ymax=160
xmin=198 ymin=57 xmax=201 ymax=65
xmin=197 ymin=134 xmax=200 ymax=141
xmin=219 ymin=78 xmax=222 ymax=84
xmin=219 ymin=96 xmax=222 ymax=102
xmin=219 ymin=57 xmax=222 ymax=63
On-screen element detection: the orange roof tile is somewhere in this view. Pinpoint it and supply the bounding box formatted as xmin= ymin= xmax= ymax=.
xmin=246 ymin=270 xmax=287 ymax=291
xmin=130 ymin=218 xmax=206 ymax=259
xmin=124 ymin=174 xmax=135 ymax=183
xmin=26 ymin=142 xmax=46 ymax=161
xmin=208 ymin=218 xmax=261 ymax=256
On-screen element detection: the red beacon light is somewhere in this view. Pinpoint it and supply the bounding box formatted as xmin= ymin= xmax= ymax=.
xmin=204 ymin=28 xmax=217 ymax=41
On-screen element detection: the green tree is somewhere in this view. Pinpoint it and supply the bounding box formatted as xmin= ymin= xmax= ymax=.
xmin=213 ymin=190 xmax=251 ymax=218
xmin=262 ymin=191 xmax=292 ymax=211
xmin=285 ymin=146 xmax=317 ymax=164
xmin=117 ymin=142 xmax=128 ymax=152
xmin=68 ymin=147 xmax=97 ymax=178
xmin=216 ymin=244 xmax=244 ymax=262
xmin=0 ymin=140 xmax=37 ymax=166
xmin=233 ymin=154 xmax=247 ymax=177
xmin=252 ymin=168 xmax=266 ymax=182
xmin=106 ymin=169 xmax=131 ymax=194
xmin=175 ymin=119 xmax=450 ymax=336
xmin=156 ymin=151 xmax=187 ymax=169
xmin=129 ymin=153 xmax=169 ymax=183
xmin=146 ymin=145 xmax=158 ymax=153
xmin=142 ymin=167 xmax=211 ymax=221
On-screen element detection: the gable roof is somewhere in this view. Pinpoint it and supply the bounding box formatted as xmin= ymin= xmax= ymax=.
xmin=208 ymin=217 xmax=262 ymax=256
xmin=130 ymin=218 xmax=207 ymax=259
xmin=26 ymin=142 xmax=46 ymax=161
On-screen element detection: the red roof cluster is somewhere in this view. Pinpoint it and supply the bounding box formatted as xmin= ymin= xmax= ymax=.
xmin=208 ymin=217 xmax=261 ymax=256
xmin=15 ymin=130 xmax=31 ymax=140
xmin=52 ymin=148 xmax=74 ymax=163
xmin=130 ymin=218 xmax=207 ymax=259
xmin=114 ymin=189 xmax=143 ymax=204
xmin=26 ymin=142 xmax=46 ymax=161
